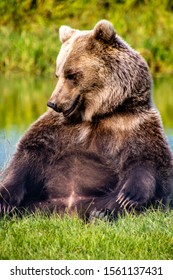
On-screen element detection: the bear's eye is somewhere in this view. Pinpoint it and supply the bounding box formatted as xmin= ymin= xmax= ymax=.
xmin=66 ymin=73 xmax=75 ymax=80
xmin=65 ymin=70 xmax=82 ymax=84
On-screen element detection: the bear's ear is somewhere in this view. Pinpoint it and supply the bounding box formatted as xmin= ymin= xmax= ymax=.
xmin=93 ymin=20 xmax=116 ymax=44
xmin=59 ymin=25 xmax=76 ymax=43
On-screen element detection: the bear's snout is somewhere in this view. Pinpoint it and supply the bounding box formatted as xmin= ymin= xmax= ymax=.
xmin=47 ymin=101 xmax=63 ymax=113
xmin=47 ymin=94 xmax=81 ymax=117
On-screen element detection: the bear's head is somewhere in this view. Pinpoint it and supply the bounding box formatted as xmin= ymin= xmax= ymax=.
xmin=48 ymin=20 xmax=152 ymax=122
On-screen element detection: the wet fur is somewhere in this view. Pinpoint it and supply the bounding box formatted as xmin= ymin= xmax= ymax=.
xmin=0 ymin=20 xmax=173 ymax=219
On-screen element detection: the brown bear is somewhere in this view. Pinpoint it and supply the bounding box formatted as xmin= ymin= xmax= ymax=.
xmin=0 ymin=20 xmax=173 ymax=220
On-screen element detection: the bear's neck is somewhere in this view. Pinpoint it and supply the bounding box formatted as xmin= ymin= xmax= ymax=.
xmin=92 ymin=95 xmax=152 ymax=122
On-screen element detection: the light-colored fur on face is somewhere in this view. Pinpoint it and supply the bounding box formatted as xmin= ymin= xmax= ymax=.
xmin=48 ymin=20 xmax=152 ymax=122
xmin=49 ymin=29 xmax=103 ymax=119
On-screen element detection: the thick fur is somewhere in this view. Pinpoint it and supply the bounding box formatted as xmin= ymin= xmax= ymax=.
xmin=0 ymin=20 xmax=173 ymax=219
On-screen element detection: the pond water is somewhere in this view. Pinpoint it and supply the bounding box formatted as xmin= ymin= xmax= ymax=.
xmin=0 ymin=75 xmax=173 ymax=169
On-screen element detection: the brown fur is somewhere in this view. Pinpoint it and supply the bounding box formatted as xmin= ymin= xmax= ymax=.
xmin=0 ymin=20 xmax=173 ymax=220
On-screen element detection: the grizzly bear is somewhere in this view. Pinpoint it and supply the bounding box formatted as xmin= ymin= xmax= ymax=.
xmin=0 ymin=20 xmax=173 ymax=220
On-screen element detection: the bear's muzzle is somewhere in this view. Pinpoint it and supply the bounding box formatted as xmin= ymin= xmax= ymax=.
xmin=47 ymin=94 xmax=81 ymax=117
xmin=47 ymin=101 xmax=63 ymax=113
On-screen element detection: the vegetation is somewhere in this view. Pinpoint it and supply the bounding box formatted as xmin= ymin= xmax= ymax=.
xmin=0 ymin=0 xmax=173 ymax=76
xmin=154 ymin=76 xmax=173 ymax=130
xmin=0 ymin=209 xmax=173 ymax=260
xmin=0 ymin=76 xmax=54 ymax=131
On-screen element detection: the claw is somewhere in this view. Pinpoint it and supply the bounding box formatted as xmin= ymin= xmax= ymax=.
xmin=7 ymin=205 xmax=11 ymax=214
xmin=128 ymin=201 xmax=138 ymax=209
xmin=121 ymin=196 xmax=131 ymax=208
xmin=115 ymin=192 xmax=124 ymax=204
xmin=2 ymin=205 xmax=6 ymax=214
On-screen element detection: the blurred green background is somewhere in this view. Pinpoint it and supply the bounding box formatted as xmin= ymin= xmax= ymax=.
xmin=0 ymin=0 xmax=173 ymax=76
xmin=0 ymin=0 xmax=173 ymax=168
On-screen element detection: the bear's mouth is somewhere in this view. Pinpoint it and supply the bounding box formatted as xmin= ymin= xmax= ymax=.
xmin=63 ymin=94 xmax=81 ymax=117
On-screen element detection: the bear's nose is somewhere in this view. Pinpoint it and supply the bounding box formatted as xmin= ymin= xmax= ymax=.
xmin=47 ymin=101 xmax=56 ymax=110
xmin=47 ymin=101 xmax=62 ymax=113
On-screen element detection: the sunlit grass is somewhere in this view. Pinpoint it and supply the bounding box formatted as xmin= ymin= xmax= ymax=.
xmin=0 ymin=209 xmax=173 ymax=260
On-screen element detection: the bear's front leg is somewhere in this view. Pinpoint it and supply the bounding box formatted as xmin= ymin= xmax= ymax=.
xmin=0 ymin=169 xmax=26 ymax=215
xmin=115 ymin=166 xmax=156 ymax=211
xmin=89 ymin=165 xmax=157 ymax=221
xmin=0 ymin=151 xmax=38 ymax=215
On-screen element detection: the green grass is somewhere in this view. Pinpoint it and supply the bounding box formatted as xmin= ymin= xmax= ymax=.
xmin=0 ymin=209 xmax=173 ymax=260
